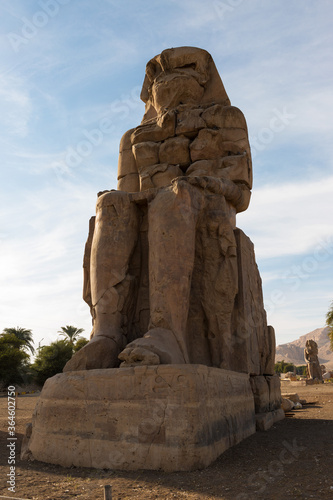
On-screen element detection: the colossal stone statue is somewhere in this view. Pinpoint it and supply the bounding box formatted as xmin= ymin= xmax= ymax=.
xmin=22 ymin=48 xmax=283 ymax=472
xmin=64 ymin=46 xmax=258 ymax=372
xmin=304 ymin=339 xmax=323 ymax=380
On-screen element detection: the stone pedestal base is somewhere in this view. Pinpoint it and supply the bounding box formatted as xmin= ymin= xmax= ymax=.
xmin=306 ymin=378 xmax=323 ymax=385
xmin=255 ymin=408 xmax=285 ymax=431
xmin=22 ymin=365 xmax=256 ymax=471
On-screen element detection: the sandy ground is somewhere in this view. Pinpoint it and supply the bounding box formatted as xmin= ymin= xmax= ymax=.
xmin=0 ymin=383 xmax=333 ymax=500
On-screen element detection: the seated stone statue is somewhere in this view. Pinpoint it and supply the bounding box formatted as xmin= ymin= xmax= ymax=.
xmin=64 ymin=47 xmax=255 ymax=372
xmin=304 ymin=339 xmax=323 ymax=380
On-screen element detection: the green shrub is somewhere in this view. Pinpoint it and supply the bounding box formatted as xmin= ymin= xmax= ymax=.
xmin=0 ymin=334 xmax=30 ymax=387
xmin=31 ymin=340 xmax=73 ymax=385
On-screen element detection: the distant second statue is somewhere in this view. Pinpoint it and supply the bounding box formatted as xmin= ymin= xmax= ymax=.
xmin=304 ymin=340 xmax=323 ymax=381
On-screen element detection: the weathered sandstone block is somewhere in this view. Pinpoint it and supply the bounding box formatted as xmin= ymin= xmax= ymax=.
xmin=175 ymin=108 xmax=206 ymax=137
xmin=266 ymin=374 xmax=282 ymax=410
xmin=250 ymin=376 xmax=270 ymax=413
xmin=281 ymin=398 xmax=294 ymax=412
xmin=250 ymin=374 xmax=282 ymax=428
xmin=231 ymin=229 xmax=275 ymax=376
xmin=132 ymin=141 xmax=160 ymax=169
xmin=159 ymin=135 xmax=191 ymax=167
xmin=281 ymin=393 xmax=300 ymax=404
xmin=23 ymin=366 xmax=255 ymax=471
xmin=255 ymin=409 xmax=284 ymax=431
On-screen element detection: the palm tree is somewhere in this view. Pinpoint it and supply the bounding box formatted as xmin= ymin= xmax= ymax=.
xmin=58 ymin=325 xmax=85 ymax=346
xmin=326 ymin=301 xmax=333 ymax=350
xmin=2 ymin=327 xmax=35 ymax=354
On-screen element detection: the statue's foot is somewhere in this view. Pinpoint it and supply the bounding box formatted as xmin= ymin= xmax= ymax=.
xmin=63 ymin=336 xmax=121 ymax=372
xmin=118 ymin=327 xmax=186 ymax=367
xmin=118 ymin=345 xmax=160 ymax=366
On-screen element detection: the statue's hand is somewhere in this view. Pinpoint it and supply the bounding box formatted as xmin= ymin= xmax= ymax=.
xmin=173 ymin=175 xmax=209 ymax=189
xmin=171 ymin=175 xmax=224 ymax=193
xmin=171 ymin=175 xmax=250 ymax=213
xmin=97 ymin=189 xmax=116 ymax=197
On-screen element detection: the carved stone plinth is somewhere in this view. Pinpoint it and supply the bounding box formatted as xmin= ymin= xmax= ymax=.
xmin=255 ymin=409 xmax=285 ymax=431
xmin=22 ymin=365 xmax=255 ymax=471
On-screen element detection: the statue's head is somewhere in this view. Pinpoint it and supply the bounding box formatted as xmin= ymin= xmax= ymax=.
xmin=305 ymin=339 xmax=318 ymax=355
xmin=140 ymin=47 xmax=230 ymax=121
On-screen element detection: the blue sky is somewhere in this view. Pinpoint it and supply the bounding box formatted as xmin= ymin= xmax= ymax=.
xmin=0 ymin=0 xmax=332 ymax=351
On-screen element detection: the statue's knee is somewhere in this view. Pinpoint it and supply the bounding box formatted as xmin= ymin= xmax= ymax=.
xmin=150 ymin=183 xmax=198 ymax=215
xmin=96 ymin=191 xmax=136 ymax=220
xmin=173 ymin=179 xmax=206 ymax=212
xmin=97 ymin=190 xmax=130 ymax=208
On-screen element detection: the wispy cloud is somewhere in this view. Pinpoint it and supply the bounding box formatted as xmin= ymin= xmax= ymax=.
xmin=239 ymin=176 xmax=333 ymax=258
xmin=0 ymin=74 xmax=32 ymax=137
xmin=0 ymin=182 xmax=96 ymax=343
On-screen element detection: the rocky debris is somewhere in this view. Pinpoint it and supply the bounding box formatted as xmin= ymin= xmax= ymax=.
xmin=281 ymin=393 xmax=300 ymax=404
xmin=281 ymin=398 xmax=295 ymax=412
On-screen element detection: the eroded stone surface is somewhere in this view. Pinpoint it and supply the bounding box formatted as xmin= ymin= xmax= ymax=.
xmin=65 ymin=47 xmax=258 ymax=372
xmin=28 ymin=47 xmax=282 ymax=472
xmin=281 ymin=393 xmax=300 ymax=404
xmin=23 ymin=366 xmax=256 ymax=472
xmin=250 ymin=374 xmax=281 ymax=415
xmin=281 ymin=398 xmax=295 ymax=412
xmin=231 ymin=230 xmax=275 ymax=376
xmin=159 ymin=135 xmax=191 ymax=167
xmin=266 ymin=374 xmax=282 ymax=410
xmin=255 ymin=408 xmax=284 ymax=431
xmin=250 ymin=376 xmax=270 ymax=413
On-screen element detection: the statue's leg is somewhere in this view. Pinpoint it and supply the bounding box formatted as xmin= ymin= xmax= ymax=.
xmin=82 ymin=215 xmax=95 ymax=338
xmin=64 ymin=191 xmax=139 ymax=371
xmin=314 ymin=358 xmax=323 ymax=380
xmin=306 ymin=363 xmax=311 ymax=379
xmin=309 ymin=362 xmax=314 ymax=379
xmin=90 ymin=191 xmax=140 ymax=341
xmin=119 ymin=180 xmax=203 ymax=365
xmin=201 ymin=197 xmax=238 ymax=369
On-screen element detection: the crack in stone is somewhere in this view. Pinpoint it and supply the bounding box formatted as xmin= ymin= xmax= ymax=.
xmin=144 ymin=400 xmax=167 ymax=463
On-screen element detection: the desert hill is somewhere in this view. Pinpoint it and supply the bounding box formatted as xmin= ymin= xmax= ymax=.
xmin=275 ymin=326 xmax=333 ymax=370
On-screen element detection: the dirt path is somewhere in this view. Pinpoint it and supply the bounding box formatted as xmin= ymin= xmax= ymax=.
xmin=1 ymin=384 xmax=333 ymax=500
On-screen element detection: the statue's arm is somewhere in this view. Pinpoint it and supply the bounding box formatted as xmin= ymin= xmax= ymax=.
xmin=176 ymin=175 xmax=250 ymax=213
xmin=83 ymin=216 xmax=95 ymax=308
xmin=220 ymin=106 xmax=252 ymax=191
xmin=117 ymin=128 xmax=140 ymax=192
xmin=211 ymin=177 xmax=251 ymax=213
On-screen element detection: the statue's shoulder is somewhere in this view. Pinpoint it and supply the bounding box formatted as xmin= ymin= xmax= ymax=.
xmin=226 ymin=105 xmax=247 ymax=125
xmin=119 ymin=128 xmax=136 ymax=153
xmin=201 ymin=104 xmax=248 ymax=132
xmin=117 ymin=128 xmax=140 ymax=193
